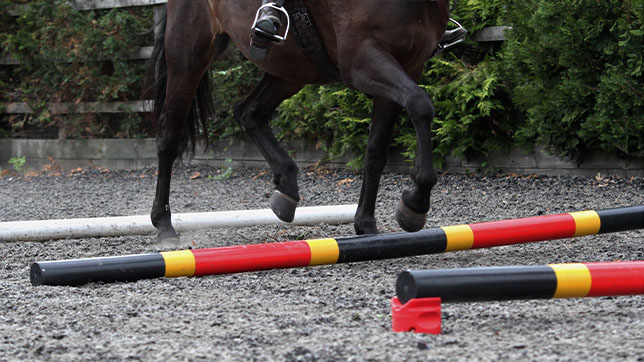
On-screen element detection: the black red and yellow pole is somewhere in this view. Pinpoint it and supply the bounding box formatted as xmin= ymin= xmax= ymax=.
xmin=392 ymin=261 xmax=644 ymax=334
xmin=30 ymin=205 xmax=644 ymax=286
xmin=396 ymin=261 xmax=644 ymax=304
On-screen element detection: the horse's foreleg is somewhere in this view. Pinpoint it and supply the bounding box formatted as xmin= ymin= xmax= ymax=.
xmin=234 ymin=74 xmax=304 ymax=222
xmin=349 ymin=46 xmax=437 ymax=232
xmin=354 ymin=98 xmax=401 ymax=235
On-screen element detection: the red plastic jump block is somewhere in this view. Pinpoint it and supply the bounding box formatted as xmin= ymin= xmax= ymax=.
xmin=391 ymin=297 xmax=442 ymax=334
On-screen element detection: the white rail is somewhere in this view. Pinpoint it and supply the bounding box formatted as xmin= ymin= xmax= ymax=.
xmin=0 ymin=204 xmax=358 ymax=241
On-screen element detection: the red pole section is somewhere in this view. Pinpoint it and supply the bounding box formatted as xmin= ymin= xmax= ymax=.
xmin=192 ymin=241 xmax=312 ymax=276
xmin=586 ymin=261 xmax=644 ymax=297
xmin=470 ymin=214 xmax=576 ymax=248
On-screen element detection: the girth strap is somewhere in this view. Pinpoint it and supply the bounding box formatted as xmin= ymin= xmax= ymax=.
xmin=288 ymin=0 xmax=341 ymax=82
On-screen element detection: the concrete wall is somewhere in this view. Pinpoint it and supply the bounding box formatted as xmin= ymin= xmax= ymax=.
xmin=1 ymin=138 xmax=644 ymax=177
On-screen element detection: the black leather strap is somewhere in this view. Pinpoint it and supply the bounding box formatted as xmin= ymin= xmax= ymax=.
xmin=288 ymin=0 xmax=341 ymax=82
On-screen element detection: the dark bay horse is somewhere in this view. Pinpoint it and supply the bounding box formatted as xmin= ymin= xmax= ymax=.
xmin=149 ymin=0 xmax=450 ymax=244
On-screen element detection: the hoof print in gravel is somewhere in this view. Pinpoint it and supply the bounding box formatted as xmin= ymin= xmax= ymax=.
xmin=152 ymin=235 xmax=187 ymax=251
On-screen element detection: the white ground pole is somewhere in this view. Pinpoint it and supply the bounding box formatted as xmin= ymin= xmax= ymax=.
xmin=0 ymin=204 xmax=358 ymax=242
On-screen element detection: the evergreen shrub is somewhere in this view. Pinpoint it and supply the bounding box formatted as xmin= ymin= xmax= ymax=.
xmin=0 ymin=0 xmax=153 ymax=138
xmin=502 ymin=0 xmax=644 ymax=158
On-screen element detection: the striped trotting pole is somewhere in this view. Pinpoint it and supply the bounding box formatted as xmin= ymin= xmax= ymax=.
xmin=30 ymin=205 xmax=644 ymax=286
xmin=439 ymin=205 xmax=644 ymax=251
xmin=392 ymin=261 xmax=644 ymax=334
xmin=396 ymin=261 xmax=644 ymax=304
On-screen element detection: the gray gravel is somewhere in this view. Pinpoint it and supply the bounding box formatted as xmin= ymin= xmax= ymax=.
xmin=1 ymin=164 xmax=643 ymax=361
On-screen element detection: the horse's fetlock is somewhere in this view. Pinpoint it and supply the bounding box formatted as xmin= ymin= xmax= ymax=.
xmin=284 ymin=161 xmax=298 ymax=176
xmin=151 ymin=211 xmax=166 ymax=228
xmin=412 ymin=167 xmax=437 ymax=189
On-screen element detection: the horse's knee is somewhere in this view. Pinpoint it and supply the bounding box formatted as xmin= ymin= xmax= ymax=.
xmin=365 ymin=142 xmax=387 ymax=163
xmin=405 ymin=88 xmax=435 ymax=124
xmin=156 ymin=132 xmax=181 ymax=159
xmin=234 ymin=104 xmax=266 ymax=135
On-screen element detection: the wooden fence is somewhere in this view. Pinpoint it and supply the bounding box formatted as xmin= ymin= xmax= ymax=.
xmin=0 ymin=0 xmax=508 ymax=116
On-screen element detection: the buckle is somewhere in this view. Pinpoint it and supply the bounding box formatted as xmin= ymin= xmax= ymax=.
xmin=251 ymin=4 xmax=291 ymax=45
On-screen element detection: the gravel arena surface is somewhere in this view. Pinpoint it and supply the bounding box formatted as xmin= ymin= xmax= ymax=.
xmin=1 ymin=164 xmax=644 ymax=361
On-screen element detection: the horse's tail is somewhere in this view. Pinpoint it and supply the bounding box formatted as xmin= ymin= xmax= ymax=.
xmin=146 ymin=6 xmax=230 ymax=157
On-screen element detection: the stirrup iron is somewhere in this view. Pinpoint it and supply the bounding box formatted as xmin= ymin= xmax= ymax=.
xmin=438 ymin=18 xmax=467 ymax=51
xmin=251 ymin=3 xmax=291 ymax=45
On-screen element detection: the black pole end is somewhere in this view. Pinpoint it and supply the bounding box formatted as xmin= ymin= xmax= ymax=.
xmin=396 ymin=270 xmax=418 ymax=305
xmin=30 ymin=262 xmax=45 ymax=286
xmin=29 ymin=254 xmax=166 ymax=287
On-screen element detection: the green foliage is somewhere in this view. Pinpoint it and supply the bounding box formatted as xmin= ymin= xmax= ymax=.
xmin=208 ymin=58 xmax=262 ymax=141
xmin=8 ymin=156 xmax=26 ymax=173
xmin=449 ymin=0 xmax=513 ymax=66
xmin=421 ymin=55 xmax=513 ymax=167
xmin=212 ymin=159 xmax=234 ymax=180
xmin=1 ymin=0 xmax=152 ymax=138
xmin=275 ymin=84 xmax=373 ymax=169
xmin=502 ymin=0 xmax=644 ymax=158
xmin=454 ymin=0 xmax=512 ymax=33
xmin=0 ymin=0 xmax=13 ymax=104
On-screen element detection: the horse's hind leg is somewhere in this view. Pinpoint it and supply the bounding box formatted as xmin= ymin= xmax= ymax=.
xmin=151 ymin=2 xmax=219 ymax=244
xmin=349 ymin=46 xmax=437 ymax=232
xmin=354 ymin=98 xmax=401 ymax=235
xmin=233 ymin=74 xmax=304 ymax=222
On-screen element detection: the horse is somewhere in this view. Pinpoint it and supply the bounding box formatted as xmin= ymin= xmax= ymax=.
xmin=148 ymin=0 xmax=450 ymax=244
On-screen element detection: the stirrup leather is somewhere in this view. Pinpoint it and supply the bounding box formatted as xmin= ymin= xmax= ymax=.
xmin=438 ymin=18 xmax=467 ymax=51
xmin=251 ymin=3 xmax=291 ymax=45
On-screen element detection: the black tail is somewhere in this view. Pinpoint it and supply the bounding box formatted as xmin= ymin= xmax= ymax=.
xmin=146 ymin=6 xmax=230 ymax=157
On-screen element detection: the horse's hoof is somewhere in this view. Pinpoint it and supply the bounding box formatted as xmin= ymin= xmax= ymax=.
xmin=354 ymin=219 xmax=378 ymax=235
xmin=395 ymin=199 xmax=427 ymax=232
xmin=270 ymin=190 xmax=298 ymax=223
